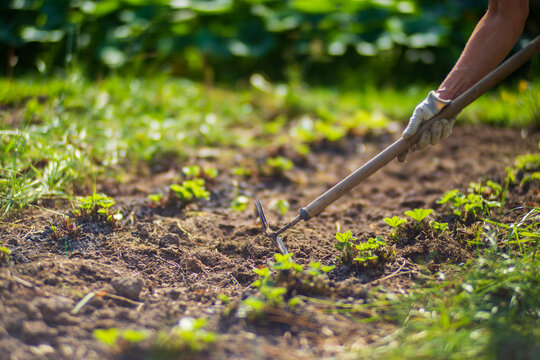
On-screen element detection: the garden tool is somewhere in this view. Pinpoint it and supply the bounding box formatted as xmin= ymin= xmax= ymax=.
xmin=256 ymin=34 xmax=540 ymax=254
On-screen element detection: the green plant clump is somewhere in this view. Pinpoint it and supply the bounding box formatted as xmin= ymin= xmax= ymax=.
xmin=438 ymin=181 xmax=502 ymax=221
xmin=266 ymin=156 xmax=294 ymax=173
xmin=0 ymin=244 xmax=11 ymax=264
xmin=94 ymin=328 xmax=150 ymax=347
xmin=153 ymin=317 xmax=217 ymax=354
xmin=334 ymin=230 xmax=393 ymax=268
xmin=231 ymin=195 xmax=249 ymax=212
xmin=75 ymin=192 xmax=122 ymax=223
xmin=170 ymin=179 xmax=210 ymax=202
xmin=239 ymin=254 xmax=334 ymax=320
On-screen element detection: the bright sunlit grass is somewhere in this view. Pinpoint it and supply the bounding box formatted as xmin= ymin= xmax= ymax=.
xmin=1 ymin=74 xmax=539 ymax=217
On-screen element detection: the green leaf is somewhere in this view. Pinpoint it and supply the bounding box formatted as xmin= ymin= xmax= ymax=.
xmin=121 ymin=329 xmax=149 ymax=343
xmin=437 ymin=189 xmax=460 ymax=205
xmin=404 ymin=208 xmax=433 ymax=223
xmin=94 ymin=328 xmax=120 ymax=346
xmin=384 ymin=216 xmax=407 ymax=228
xmin=321 ymin=265 xmax=335 ymax=273
xmin=231 ymin=195 xmax=249 ymax=211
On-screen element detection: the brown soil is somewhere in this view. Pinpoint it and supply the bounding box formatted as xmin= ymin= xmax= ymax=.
xmin=1 ymin=124 xmax=539 ymax=359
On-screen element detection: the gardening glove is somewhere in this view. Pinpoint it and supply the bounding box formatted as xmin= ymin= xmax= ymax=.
xmin=398 ymin=91 xmax=456 ymax=162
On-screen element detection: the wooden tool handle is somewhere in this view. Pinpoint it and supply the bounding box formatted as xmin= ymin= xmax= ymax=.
xmin=299 ymin=34 xmax=540 ymax=220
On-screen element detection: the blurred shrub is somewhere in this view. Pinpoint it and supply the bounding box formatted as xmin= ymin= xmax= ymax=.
xmin=0 ymin=0 xmax=535 ymax=84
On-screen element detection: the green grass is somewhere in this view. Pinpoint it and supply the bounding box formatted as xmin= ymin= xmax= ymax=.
xmin=358 ymin=251 xmax=539 ymax=359
xmin=1 ymin=74 xmax=539 ymax=216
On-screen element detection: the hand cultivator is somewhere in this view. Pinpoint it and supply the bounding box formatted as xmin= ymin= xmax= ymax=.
xmin=256 ymin=34 xmax=540 ymax=254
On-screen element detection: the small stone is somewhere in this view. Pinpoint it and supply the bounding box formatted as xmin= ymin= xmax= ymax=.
xmin=111 ymin=276 xmax=144 ymax=300
xmin=159 ymin=233 xmax=180 ymax=248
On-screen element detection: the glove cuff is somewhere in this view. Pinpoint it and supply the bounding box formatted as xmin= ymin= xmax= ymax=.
xmin=428 ymin=90 xmax=451 ymax=111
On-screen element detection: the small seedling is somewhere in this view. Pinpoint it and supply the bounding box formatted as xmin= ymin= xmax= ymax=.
xmin=0 ymin=244 xmax=11 ymax=264
xmin=182 ymin=165 xmax=201 ymax=178
xmin=384 ymin=216 xmax=407 ymax=239
xmin=232 ymin=166 xmax=252 ymax=177
xmin=182 ymin=165 xmax=218 ymax=180
xmin=75 ymin=192 xmax=116 ymax=220
xmin=154 ymin=317 xmax=216 ymax=353
xmin=334 ymin=230 xmax=393 ymax=268
xmin=170 ymin=179 xmax=210 ymax=202
xmin=354 ymin=236 xmax=391 ymax=267
xmin=404 ymin=208 xmax=433 ymax=225
xmin=270 ymin=199 xmax=290 ymax=215
xmin=334 ymin=230 xmax=357 ymax=265
xmin=266 ymin=156 xmax=293 ymax=173
xmin=240 ymin=254 xmax=334 ymax=320
xmin=217 ymin=294 xmax=230 ymax=304
xmin=231 ymin=195 xmax=249 ymax=212
xmin=269 ymin=253 xmax=304 ymax=272
xmin=430 ymin=220 xmax=449 ymax=233
xmin=203 ymin=167 xmax=219 ymax=179
xmin=438 ymin=182 xmax=501 ymax=221
xmin=148 ymin=193 xmax=164 ymax=204
xmin=49 ymin=216 xmax=80 ymax=241
xmin=94 ymin=328 xmax=149 ymax=347
xmin=306 ymin=261 xmax=335 ymax=278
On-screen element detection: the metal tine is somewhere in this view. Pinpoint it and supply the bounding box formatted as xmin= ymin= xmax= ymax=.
xmin=255 ymin=199 xmax=269 ymax=233
xmin=274 ymin=235 xmax=289 ymax=255
xmin=255 ymin=200 xmax=289 ymax=255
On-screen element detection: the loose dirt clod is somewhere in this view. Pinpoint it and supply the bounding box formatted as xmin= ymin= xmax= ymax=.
xmin=111 ymin=277 xmax=145 ymax=301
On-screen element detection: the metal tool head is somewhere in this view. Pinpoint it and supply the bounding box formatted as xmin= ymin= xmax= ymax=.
xmin=254 ymin=199 xmax=289 ymax=254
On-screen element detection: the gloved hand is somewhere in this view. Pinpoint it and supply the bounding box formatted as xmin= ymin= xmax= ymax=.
xmin=398 ymin=91 xmax=456 ymax=162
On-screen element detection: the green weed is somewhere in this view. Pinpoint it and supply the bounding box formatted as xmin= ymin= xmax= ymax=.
xmin=170 ymin=179 xmax=210 ymax=202
xmin=358 ymin=252 xmax=540 ymax=359
xmin=384 ymin=216 xmax=407 ymax=239
xmin=481 ymin=207 xmax=540 ymax=254
xmin=153 ymin=317 xmax=216 ymax=354
xmin=506 ymin=145 xmax=540 ymax=185
xmin=181 ymin=165 xmax=201 ymax=179
xmin=270 ymin=199 xmax=290 ymax=216
xmin=404 ymin=208 xmax=433 ymax=225
xmin=75 ymin=192 xmax=122 ymax=224
xmin=334 ymin=230 xmax=356 ymax=265
xmin=429 ymin=220 xmax=449 ymax=234
xmin=0 ymin=244 xmax=11 ymax=264
xmin=147 ymin=193 xmax=164 ymax=206
xmin=94 ymin=328 xmax=150 ymax=347
xmin=334 ymin=231 xmax=393 ymax=268
xmin=232 ymin=166 xmax=252 ymax=178
xmin=437 ymin=181 xmax=502 ymax=222
xmin=49 ymin=216 xmax=80 ymax=241
xmin=239 ymin=254 xmax=334 ymax=320
xmin=266 ymin=156 xmax=293 ymax=173
xmin=231 ymin=195 xmax=249 ymax=212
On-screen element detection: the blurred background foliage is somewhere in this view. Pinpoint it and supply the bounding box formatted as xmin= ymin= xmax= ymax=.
xmin=1 ymin=0 xmax=539 ymax=85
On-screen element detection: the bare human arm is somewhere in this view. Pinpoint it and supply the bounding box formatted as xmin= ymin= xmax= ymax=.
xmin=399 ymin=0 xmax=529 ymax=161
xmin=436 ymin=0 xmax=529 ymax=100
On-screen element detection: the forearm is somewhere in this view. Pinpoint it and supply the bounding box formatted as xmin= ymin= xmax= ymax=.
xmin=436 ymin=1 xmax=528 ymax=100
